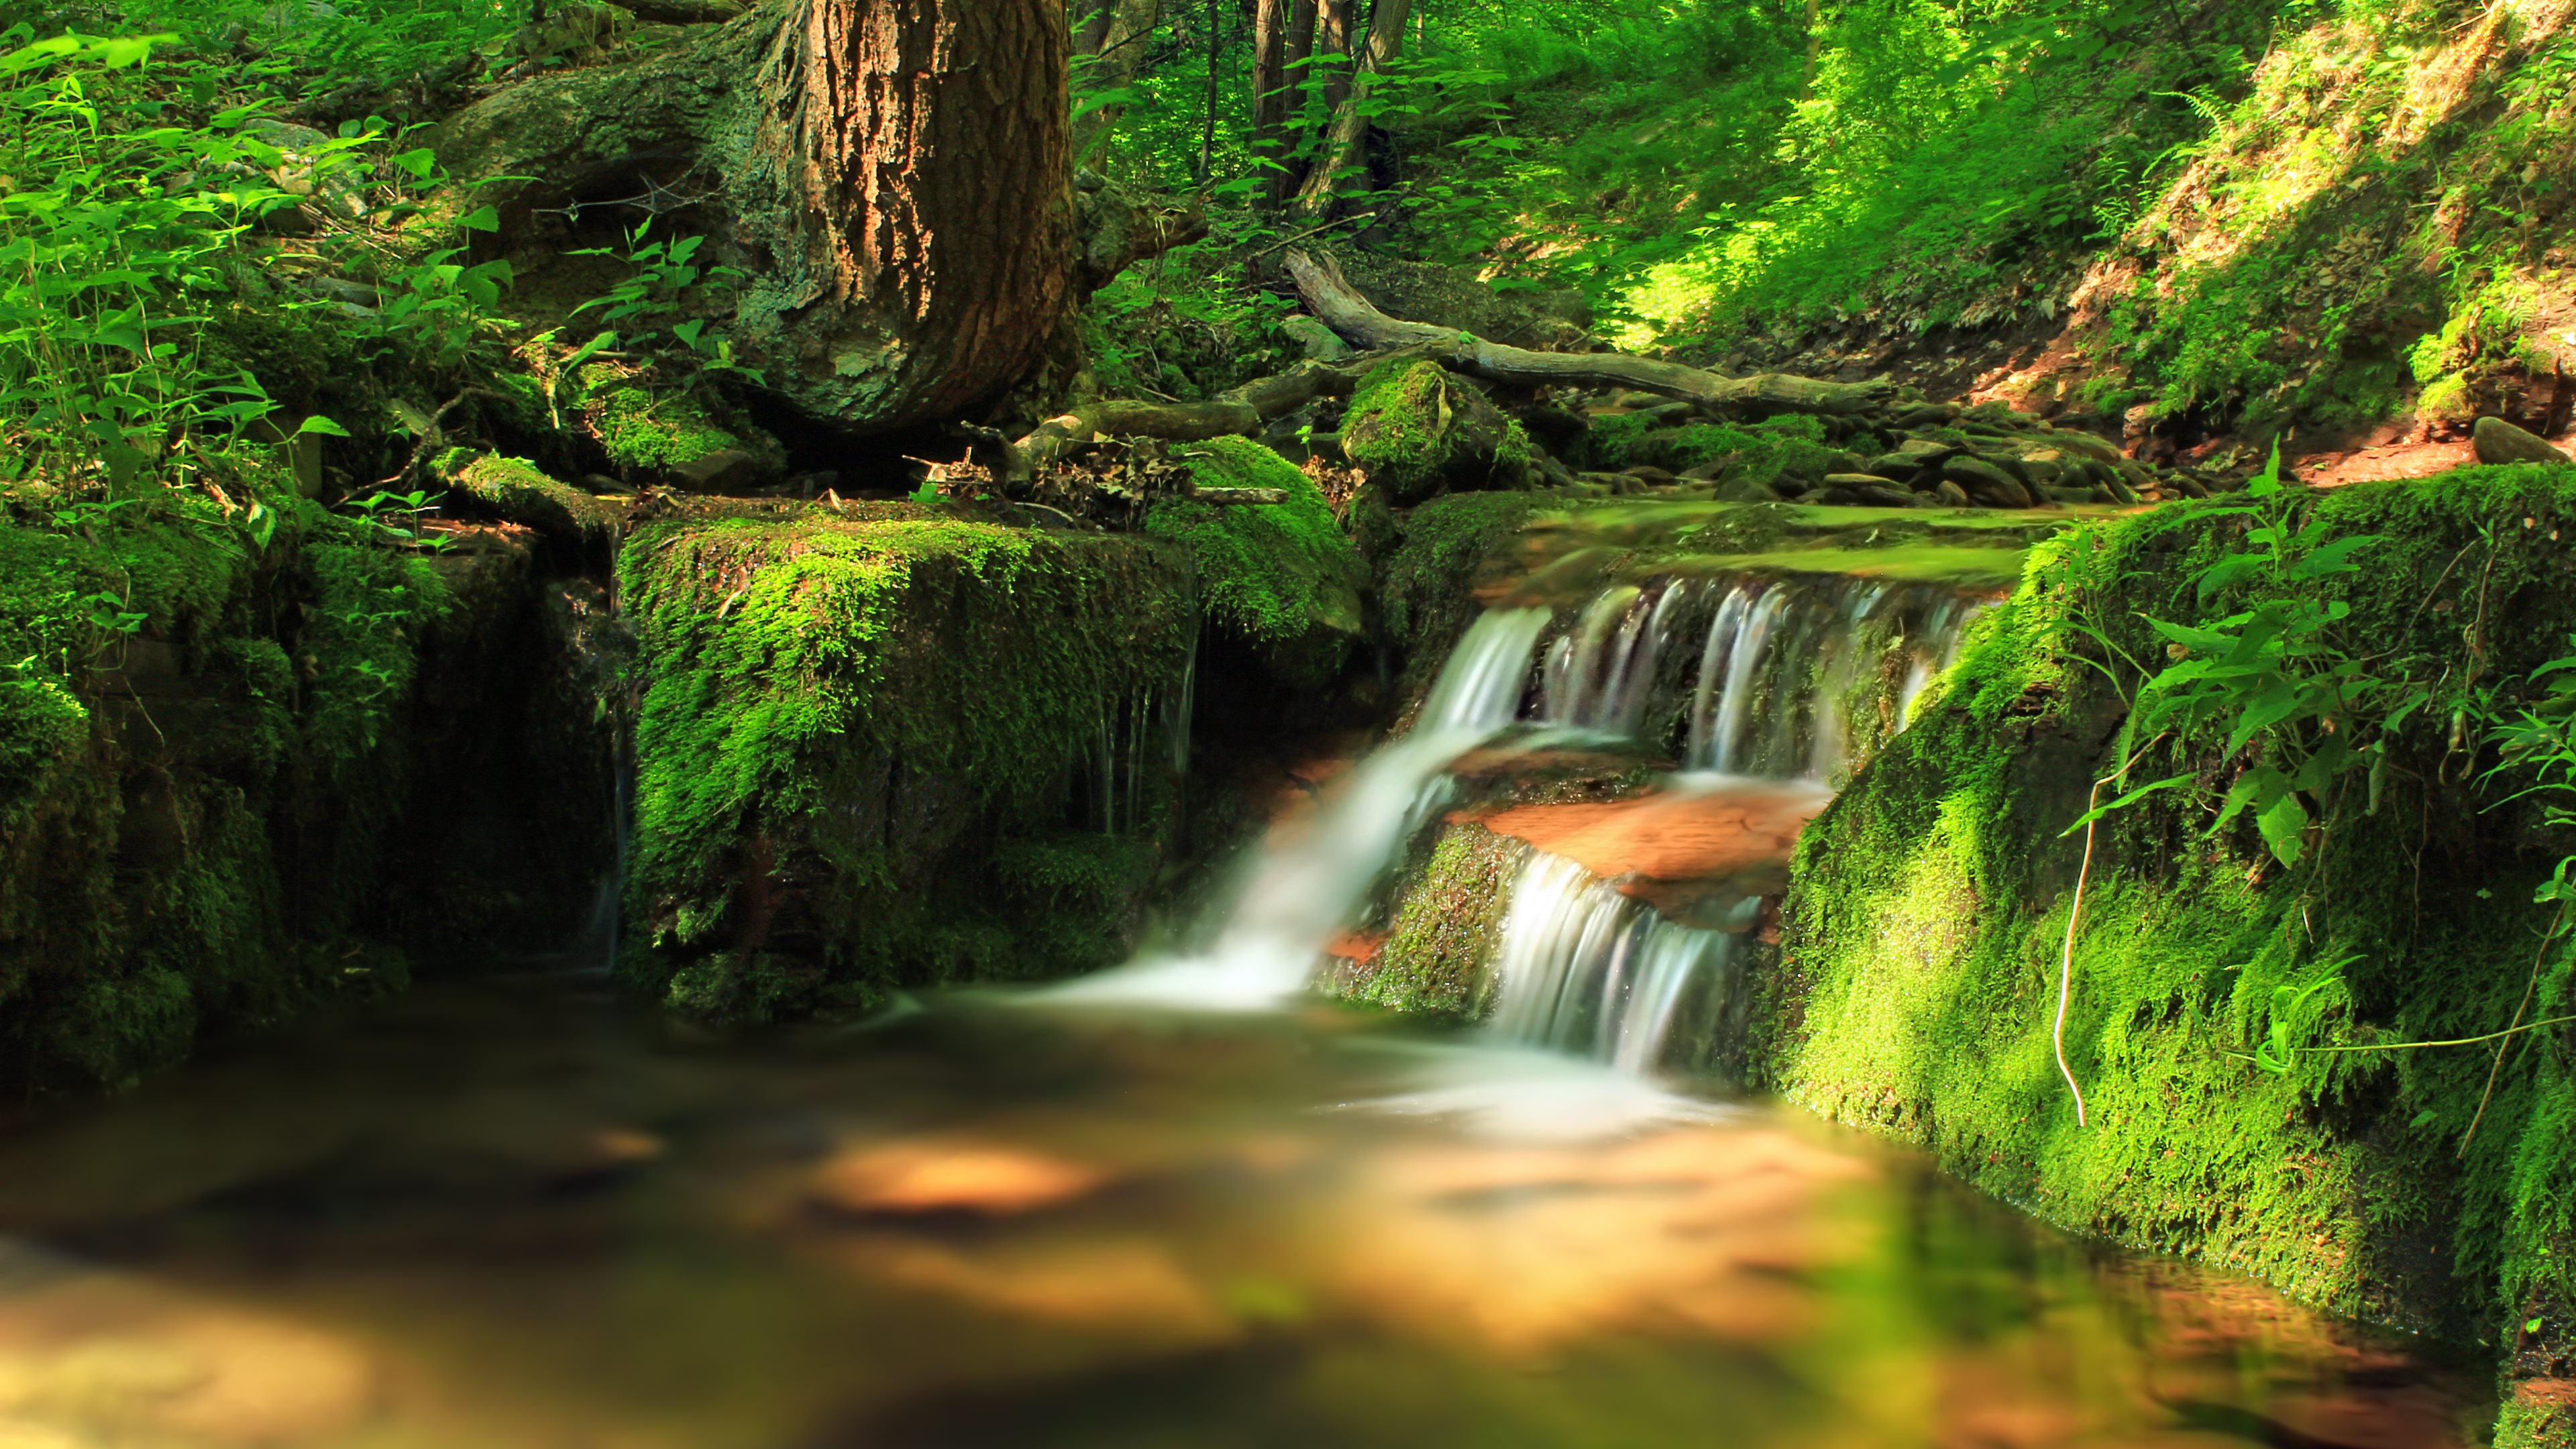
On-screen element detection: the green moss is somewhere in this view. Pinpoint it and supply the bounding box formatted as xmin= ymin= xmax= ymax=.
xmin=1342 ymin=360 xmax=1534 ymax=503
xmin=438 ymin=450 xmax=624 ymax=543
xmin=0 ymin=489 xmax=483 ymax=1093
xmin=1146 ymin=437 xmax=1365 ymax=690
xmin=1762 ymin=464 xmax=2576 ymax=1372
xmin=1379 ymin=491 xmax=1544 ymax=686
xmin=619 ymin=510 xmax=1195 ymax=1002
xmin=581 ymin=374 xmax=780 ymax=480
xmin=1585 ymin=414 xmax=1843 ymax=492
xmin=1334 ymin=822 xmax=1526 ymax=1019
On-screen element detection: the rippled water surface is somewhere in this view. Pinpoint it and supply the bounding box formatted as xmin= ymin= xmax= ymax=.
xmin=0 ymin=971 xmax=2486 ymax=1448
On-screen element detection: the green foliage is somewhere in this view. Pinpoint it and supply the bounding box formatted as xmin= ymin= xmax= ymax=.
xmin=1766 ymin=464 xmax=2576 ymax=1371
xmin=2076 ymin=447 xmax=2394 ymax=869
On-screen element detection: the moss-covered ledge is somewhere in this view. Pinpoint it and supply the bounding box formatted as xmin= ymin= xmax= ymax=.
xmin=618 ymin=504 xmax=1197 ymax=1020
xmin=1753 ymin=465 xmax=2576 ymax=1445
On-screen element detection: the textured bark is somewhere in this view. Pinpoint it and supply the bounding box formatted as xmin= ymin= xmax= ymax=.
xmin=440 ymin=0 xmax=1081 ymax=435
xmin=1250 ymin=0 xmax=1289 ymax=197
xmin=760 ymin=0 xmax=1077 ymax=422
xmin=1264 ymin=0 xmax=1317 ymax=205
xmin=1286 ymin=250 xmax=1894 ymax=416
xmin=1071 ymin=0 xmax=1161 ymax=150
xmin=1289 ymin=0 xmax=1410 ymax=219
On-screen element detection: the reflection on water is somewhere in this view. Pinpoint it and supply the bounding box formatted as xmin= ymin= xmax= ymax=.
xmin=0 ymin=972 xmax=2485 ymax=1449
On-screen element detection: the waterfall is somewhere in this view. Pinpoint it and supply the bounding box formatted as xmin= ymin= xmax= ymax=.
xmin=1478 ymin=569 xmax=1985 ymax=1075
xmin=1042 ymin=608 xmax=1550 ymax=1010
xmin=1484 ymin=853 xmax=1743 ymax=1073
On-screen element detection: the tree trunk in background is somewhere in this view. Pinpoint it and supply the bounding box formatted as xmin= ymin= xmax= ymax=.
xmin=1195 ymin=0 xmax=1220 ymax=182
xmin=1313 ymin=0 xmax=1354 ymax=123
xmin=1289 ymin=0 xmax=1411 ymax=219
xmin=1263 ymin=0 xmax=1318 ymax=205
xmin=441 ymin=0 xmax=1085 ymax=434
xmin=1072 ymin=0 xmax=1162 ymax=152
xmin=1249 ymin=0 xmax=1288 ymax=201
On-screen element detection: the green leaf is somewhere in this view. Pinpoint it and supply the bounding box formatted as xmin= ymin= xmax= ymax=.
xmin=2410 ymin=1109 xmax=2438 ymax=1129
xmin=2057 ymin=772 xmax=2196 ymax=835
xmin=2255 ymin=789 xmax=2309 ymax=866
xmin=458 ymin=204 xmax=501 ymax=233
xmin=295 ymin=415 xmax=351 ymax=437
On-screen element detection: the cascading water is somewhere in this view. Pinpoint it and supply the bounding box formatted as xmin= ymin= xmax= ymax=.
xmin=1484 ymin=853 xmax=1746 ymax=1073
xmin=1044 ymin=607 xmax=1551 ymax=1010
xmin=1485 ymin=570 xmax=1984 ymax=1073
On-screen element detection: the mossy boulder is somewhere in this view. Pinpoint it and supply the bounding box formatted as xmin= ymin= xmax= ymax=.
xmin=0 ymin=490 xmax=607 ymax=1093
xmin=618 ymin=508 xmax=1197 ymax=1017
xmin=1326 ymin=821 xmax=1526 ymax=1020
xmin=1584 ymin=411 xmax=1847 ymax=497
xmin=1758 ymin=465 xmax=2576 ymax=1434
xmin=576 ymin=367 xmax=785 ymax=491
xmin=1146 ymin=436 xmax=1366 ymax=690
xmin=1342 ymin=360 xmax=1535 ymax=504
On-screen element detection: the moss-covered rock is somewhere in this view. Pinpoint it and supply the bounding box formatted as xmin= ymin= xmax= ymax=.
xmin=1758 ymin=465 xmax=2576 ymax=1432
xmin=1342 ymin=360 xmax=1535 ymax=504
xmin=1146 ymin=436 xmax=1366 ymax=690
xmin=1326 ymin=822 xmax=1527 ymax=1019
xmin=1584 ymin=412 xmax=1847 ymax=496
xmin=437 ymin=449 xmax=627 ymax=549
xmin=618 ymin=506 xmax=1197 ymax=1014
xmin=0 ymin=489 xmax=616 ymax=1093
xmin=575 ymin=366 xmax=784 ymax=489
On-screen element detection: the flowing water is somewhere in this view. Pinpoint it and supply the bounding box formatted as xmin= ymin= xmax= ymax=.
xmin=0 ymin=973 xmax=2487 ymax=1449
xmin=0 ymin=571 xmax=2491 ymax=1446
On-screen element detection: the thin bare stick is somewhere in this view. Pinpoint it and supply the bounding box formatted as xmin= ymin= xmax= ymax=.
xmin=2461 ymin=897 xmax=2565 ymax=1154
xmin=2057 ymin=777 xmax=2104 ymax=1127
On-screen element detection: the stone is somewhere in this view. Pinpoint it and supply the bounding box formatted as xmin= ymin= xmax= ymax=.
xmin=1942 ymin=455 xmax=2033 ymax=509
xmin=2041 ymin=428 xmax=2125 ymax=464
xmin=1932 ymin=479 xmax=1973 ymax=509
xmin=669 ymin=448 xmax=764 ymax=493
xmin=1279 ymin=315 xmax=1352 ymax=362
xmin=2472 ymin=416 xmax=2572 ymax=466
xmin=1678 ymin=458 xmax=1732 ymax=482
xmin=1893 ymin=437 xmax=1957 ymax=462
xmin=1819 ymin=474 xmax=1917 ymax=507
xmin=1620 ymin=465 xmax=1678 ymax=485
xmin=1863 ymin=453 xmax=1924 ymax=480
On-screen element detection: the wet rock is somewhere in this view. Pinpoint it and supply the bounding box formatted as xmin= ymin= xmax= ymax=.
xmin=2041 ymin=428 xmax=2125 ymax=464
xmin=669 ymin=447 xmax=767 ymax=494
xmin=1863 ymin=453 xmax=1925 ymax=481
xmin=1942 ymin=455 xmax=2033 ymax=509
xmin=2472 ymin=416 xmax=2572 ymax=466
xmin=1818 ymin=474 xmax=1917 ymax=508
xmin=1620 ymin=465 xmax=1679 ymax=486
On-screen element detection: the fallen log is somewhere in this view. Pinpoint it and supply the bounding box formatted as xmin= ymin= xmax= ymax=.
xmin=1284 ymin=250 xmax=1892 ymax=418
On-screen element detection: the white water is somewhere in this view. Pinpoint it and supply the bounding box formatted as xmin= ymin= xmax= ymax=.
xmin=1483 ymin=852 xmax=1744 ymax=1072
xmin=1041 ymin=608 xmax=1551 ymax=1010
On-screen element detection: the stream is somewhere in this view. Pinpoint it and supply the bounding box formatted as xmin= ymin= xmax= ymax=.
xmin=0 ymin=577 xmax=2494 ymax=1448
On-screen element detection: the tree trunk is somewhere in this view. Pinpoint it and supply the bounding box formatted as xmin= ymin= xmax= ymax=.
xmin=1288 ymin=0 xmax=1410 ymax=220
xmin=441 ymin=0 xmax=1089 ymax=435
xmin=1195 ymin=0 xmax=1220 ymax=182
xmin=1071 ymin=0 xmax=1161 ymax=152
xmin=1263 ymin=0 xmax=1317 ymax=206
xmin=1249 ymin=0 xmax=1288 ymax=195
xmin=1313 ymin=0 xmax=1354 ymax=123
